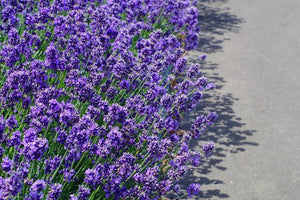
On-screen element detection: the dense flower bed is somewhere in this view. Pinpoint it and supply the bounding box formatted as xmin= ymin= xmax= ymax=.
xmin=0 ymin=0 xmax=218 ymax=199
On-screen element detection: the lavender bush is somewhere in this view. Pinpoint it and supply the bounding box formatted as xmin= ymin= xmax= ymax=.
xmin=0 ymin=0 xmax=218 ymax=199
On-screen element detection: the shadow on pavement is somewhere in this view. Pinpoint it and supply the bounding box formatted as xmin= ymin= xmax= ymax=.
xmin=179 ymin=1 xmax=258 ymax=199
xmin=196 ymin=0 xmax=242 ymax=54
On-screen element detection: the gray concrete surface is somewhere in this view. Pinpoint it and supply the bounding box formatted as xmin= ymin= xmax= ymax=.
xmin=182 ymin=0 xmax=300 ymax=199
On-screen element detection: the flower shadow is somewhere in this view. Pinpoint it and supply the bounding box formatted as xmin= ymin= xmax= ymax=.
xmin=195 ymin=0 xmax=243 ymax=53
xmin=178 ymin=1 xmax=258 ymax=199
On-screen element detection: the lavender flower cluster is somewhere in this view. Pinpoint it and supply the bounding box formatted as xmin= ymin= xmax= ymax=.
xmin=0 ymin=0 xmax=218 ymax=199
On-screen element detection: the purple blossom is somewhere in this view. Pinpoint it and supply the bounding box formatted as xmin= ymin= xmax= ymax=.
xmin=205 ymin=82 xmax=216 ymax=90
xmin=29 ymin=180 xmax=46 ymax=200
xmin=47 ymin=99 xmax=62 ymax=120
xmin=44 ymin=156 xmax=62 ymax=174
xmin=115 ymin=153 xmax=136 ymax=177
xmin=70 ymin=194 xmax=79 ymax=200
xmin=23 ymin=128 xmax=38 ymax=143
xmin=191 ymin=115 xmax=207 ymax=138
xmin=47 ymin=183 xmax=62 ymax=200
xmin=160 ymin=94 xmax=173 ymax=110
xmin=196 ymin=75 xmax=207 ymax=91
xmin=1 ymin=156 xmax=12 ymax=172
xmin=23 ymin=138 xmax=48 ymax=161
xmin=107 ymin=127 xmax=123 ymax=147
xmin=187 ymin=183 xmax=201 ymax=198
xmin=203 ymin=142 xmax=215 ymax=157
xmin=190 ymin=153 xmax=201 ymax=167
xmin=174 ymin=94 xmax=188 ymax=111
xmin=84 ymin=168 xmax=101 ymax=187
xmin=8 ymin=28 xmax=20 ymax=45
xmin=62 ymin=168 xmax=76 ymax=183
xmin=78 ymin=186 xmax=91 ymax=200
xmin=6 ymin=115 xmax=18 ymax=129
xmin=0 ymin=1 xmax=218 ymax=199
xmin=206 ymin=112 xmax=219 ymax=126
xmin=22 ymin=96 xmax=32 ymax=109
xmin=187 ymin=64 xmax=200 ymax=78
xmin=199 ymin=54 xmax=207 ymax=61
xmin=8 ymin=130 xmax=21 ymax=147
xmin=119 ymin=79 xmax=130 ymax=90
xmin=6 ymin=172 xmax=23 ymax=196
xmin=45 ymin=43 xmax=59 ymax=70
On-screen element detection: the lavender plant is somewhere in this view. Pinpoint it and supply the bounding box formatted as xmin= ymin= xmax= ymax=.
xmin=0 ymin=0 xmax=218 ymax=199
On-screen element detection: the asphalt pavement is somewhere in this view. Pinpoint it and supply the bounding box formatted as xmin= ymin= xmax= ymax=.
xmin=182 ymin=0 xmax=300 ymax=199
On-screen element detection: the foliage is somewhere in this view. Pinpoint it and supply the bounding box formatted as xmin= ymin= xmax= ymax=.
xmin=0 ymin=0 xmax=217 ymax=199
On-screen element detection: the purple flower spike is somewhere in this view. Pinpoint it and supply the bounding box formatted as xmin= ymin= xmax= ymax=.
xmin=199 ymin=54 xmax=207 ymax=61
xmin=187 ymin=183 xmax=201 ymax=198
xmin=29 ymin=180 xmax=46 ymax=200
xmin=205 ymin=82 xmax=216 ymax=90
xmin=8 ymin=130 xmax=21 ymax=147
xmin=202 ymin=142 xmax=215 ymax=157
xmin=119 ymin=79 xmax=130 ymax=90
xmin=190 ymin=153 xmax=201 ymax=167
xmin=7 ymin=115 xmax=18 ymax=129
xmin=0 ymin=1 xmax=218 ymax=199
xmin=1 ymin=156 xmax=12 ymax=172
xmin=206 ymin=112 xmax=218 ymax=126
xmin=47 ymin=183 xmax=62 ymax=200
xmin=78 ymin=186 xmax=91 ymax=200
